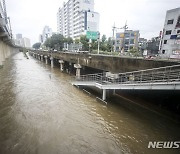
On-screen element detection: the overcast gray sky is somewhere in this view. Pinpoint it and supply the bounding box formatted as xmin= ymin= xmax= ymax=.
xmin=5 ymin=0 xmax=180 ymax=45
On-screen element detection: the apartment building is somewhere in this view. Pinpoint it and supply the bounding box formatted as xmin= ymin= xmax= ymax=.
xmin=116 ymin=30 xmax=140 ymax=52
xmin=160 ymin=7 xmax=180 ymax=58
xmin=39 ymin=26 xmax=53 ymax=43
xmin=57 ymin=0 xmax=99 ymax=39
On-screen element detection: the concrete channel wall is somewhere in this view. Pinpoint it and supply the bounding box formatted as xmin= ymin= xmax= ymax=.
xmin=35 ymin=51 xmax=180 ymax=73
xmin=0 ymin=41 xmax=17 ymax=67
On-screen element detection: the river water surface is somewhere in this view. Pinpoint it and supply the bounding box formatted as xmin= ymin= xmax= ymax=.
xmin=0 ymin=52 xmax=180 ymax=154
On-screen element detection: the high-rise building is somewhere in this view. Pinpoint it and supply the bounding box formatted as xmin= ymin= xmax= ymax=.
xmin=22 ymin=37 xmax=31 ymax=48
xmin=14 ymin=34 xmax=31 ymax=48
xmin=16 ymin=33 xmax=22 ymax=39
xmin=115 ymin=30 xmax=140 ymax=52
xmin=160 ymin=7 xmax=180 ymax=58
xmin=57 ymin=0 xmax=99 ymax=39
xmin=40 ymin=26 xmax=53 ymax=43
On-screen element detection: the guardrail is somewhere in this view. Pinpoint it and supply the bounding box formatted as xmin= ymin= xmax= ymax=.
xmin=75 ymin=65 xmax=180 ymax=85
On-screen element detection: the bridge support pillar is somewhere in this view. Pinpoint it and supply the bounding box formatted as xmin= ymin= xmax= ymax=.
xmin=113 ymin=89 xmax=116 ymax=95
xmin=59 ymin=60 xmax=64 ymax=72
xmin=44 ymin=56 xmax=48 ymax=64
xmin=41 ymin=55 xmax=43 ymax=61
xmin=74 ymin=64 xmax=82 ymax=79
xmin=102 ymin=89 xmax=106 ymax=101
xmin=69 ymin=62 xmax=73 ymax=74
xmin=50 ymin=57 xmax=54 ymax=68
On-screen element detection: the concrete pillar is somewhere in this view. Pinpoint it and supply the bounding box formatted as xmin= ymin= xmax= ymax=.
xmin=59 ymin=60 xmax=64 ymax=72
xmin=38 ymin=54 xmax=41 ymax=60
xmin=102 ymin=89 xmax=106 ymax=101
xmin=44 ymin=56 xmax=48 ymax=64
xmin=113 ymin=89 xmax=116 ymax=95
xmin=50 ymin=57 xmax=54 ymax=68
xmin=0 ymin=41 xmax=13 ymax=67
xmin=74 ymin=64 xmax=82 ymax=79
xmin=69 ymin=62 xmax=72 ymax=74
xmin=41 ymin=55 xmax=43 ymax=61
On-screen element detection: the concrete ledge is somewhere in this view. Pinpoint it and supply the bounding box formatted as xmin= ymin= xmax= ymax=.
xmin=33 ymin=50 xmax=180 ymax=73
xmin=96 ymin=97 xmax=107 ymax=105
xmin=82 ymin=89 xmax=91 ymax=95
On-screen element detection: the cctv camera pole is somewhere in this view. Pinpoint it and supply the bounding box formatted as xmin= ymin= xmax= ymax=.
xmin=97 ymin=32 xmax=100 ymax=54
xmin=97 ymin=39 xmax=100 ymax=54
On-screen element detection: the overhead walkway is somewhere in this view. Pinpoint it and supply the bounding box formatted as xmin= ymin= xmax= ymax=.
xmin=72 ymin=65 xmax=180 ymax=100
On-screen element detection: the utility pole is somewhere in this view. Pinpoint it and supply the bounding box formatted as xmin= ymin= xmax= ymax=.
xmin=112 ymin=21 xmax=128 ymax=53
xmin=122 ymin=21 xmax=128 ymax=54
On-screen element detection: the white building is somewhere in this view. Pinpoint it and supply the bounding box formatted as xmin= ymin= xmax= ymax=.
xmin=160 ymin=7 xmax=180 ymax=58
xmin=22 ymin=37 xmax=31 ymax=48
xmin=40 ymin=26 xmax=53 ymax=43
xmin=57 ymin=0 xmax=99 ymax=39
xmin=14 ymin=34 xmax=31 ymax=48
xmin=16 ymin=34 xmax=22 ymax=40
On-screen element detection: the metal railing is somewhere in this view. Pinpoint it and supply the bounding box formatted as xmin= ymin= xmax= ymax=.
xmin=75 ymin=65 xmax=180 ymax=85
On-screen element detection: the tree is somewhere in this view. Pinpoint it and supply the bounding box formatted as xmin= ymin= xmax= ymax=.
xmin=32 ymin=42 xmax=41 ymax=49
xmin=64 ymin=37 xmax=73 ymax=44
xmin=128 ymin=48 xmax=140 ymax=57
xmin=106 ymin=37 xmax=113 ymax=52
xmin=75 ymin=38 xmax=80 ymax=44
xmin=101 ymin=35 xmax=107 ymax=43
xmin=91 ymin=40 xmax=98 ymax=50
xmin=147 ymin=37 xmax=160 ymax=54
xmin=44 ymin=34 xmax=64 ymax=50
xmin=80 ymin=35 xmax=89 ymax=51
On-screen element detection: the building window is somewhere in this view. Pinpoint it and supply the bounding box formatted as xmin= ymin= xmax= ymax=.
xmin=125 ymin=39 xmax=129 ymax=45
xmin=164 ymin=40 xmax=167 ymax=44
xmin=165 ymin=30 xmax=172 ymax=35
xmin=177 ymin=30 xmax=180 ymax=34
xmin=131 ymin=33 xmax=134 ymax=37
xmin=167 ymin=19 xmax=174 ymax=25
xmin=129 ymin=46 xmax=133 ymax=50
xmin=130 ymin=39 xmax=134 ymax=44
xmin=125 ymin=33 xmax=130 ymax=38
xmin=162 ymin=50 xmax=165 ymax=54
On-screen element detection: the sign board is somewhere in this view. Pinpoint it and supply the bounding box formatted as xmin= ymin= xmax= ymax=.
xmin=86 ymin=31 xmax=98 ymax=40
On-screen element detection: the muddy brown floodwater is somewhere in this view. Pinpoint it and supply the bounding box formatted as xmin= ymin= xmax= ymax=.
xmin=0 ymin=52 xmax=180 ymax=154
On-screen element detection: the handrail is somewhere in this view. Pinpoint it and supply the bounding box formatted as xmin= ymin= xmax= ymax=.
xmin=75 ymin=65 xmax=180 ymax=85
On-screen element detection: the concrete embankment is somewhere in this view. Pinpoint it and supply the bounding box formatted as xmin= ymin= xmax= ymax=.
xmin=0 ymin=41 xmax=18 ymax=67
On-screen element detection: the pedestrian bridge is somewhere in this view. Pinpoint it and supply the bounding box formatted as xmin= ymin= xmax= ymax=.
xmin=72 ymin=65 xmax=180 ymax=100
